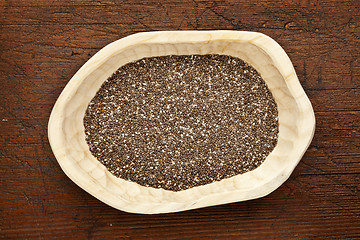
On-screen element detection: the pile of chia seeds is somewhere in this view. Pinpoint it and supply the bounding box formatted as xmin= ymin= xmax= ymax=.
xmin=84 ymin=54 xmax=278 ymax=191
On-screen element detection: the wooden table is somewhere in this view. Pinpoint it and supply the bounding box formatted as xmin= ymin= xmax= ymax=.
xmin=1 ymin=0 xmax=359 ymax=239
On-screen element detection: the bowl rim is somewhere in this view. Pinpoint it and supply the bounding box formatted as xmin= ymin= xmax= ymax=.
xmin=48 ymin=30 xmax=315 ymax=214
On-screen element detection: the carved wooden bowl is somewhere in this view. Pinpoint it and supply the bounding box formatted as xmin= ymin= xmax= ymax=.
xmin=48 ymin=31 xmax=315 ymax=214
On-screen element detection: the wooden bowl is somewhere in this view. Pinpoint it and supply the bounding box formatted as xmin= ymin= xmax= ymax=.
xmin=48 ymin=31 xmax=315 ymax=214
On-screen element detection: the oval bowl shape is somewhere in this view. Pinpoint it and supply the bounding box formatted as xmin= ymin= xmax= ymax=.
xmin=48 ymin=30 xmax=315 ymax=214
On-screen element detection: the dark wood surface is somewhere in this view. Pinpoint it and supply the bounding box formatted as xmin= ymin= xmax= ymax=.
xmin=1 ymin=0 xmax=359 ymax=239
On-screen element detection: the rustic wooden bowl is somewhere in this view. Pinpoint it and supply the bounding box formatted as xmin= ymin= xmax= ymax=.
xmin=48 ymin=31 xmax=315 ymax=214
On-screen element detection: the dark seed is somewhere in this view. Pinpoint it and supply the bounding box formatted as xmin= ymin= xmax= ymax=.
xmin=84 ymin=54 xmax=279 ymax=191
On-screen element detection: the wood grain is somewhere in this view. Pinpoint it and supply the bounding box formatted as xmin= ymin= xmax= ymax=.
xmin=1 ymin=0 xmax=359 ymax=239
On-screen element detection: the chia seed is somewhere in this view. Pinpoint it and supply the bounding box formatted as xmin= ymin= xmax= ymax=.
xmin=84 ymin=54 xmax=279 ymax=191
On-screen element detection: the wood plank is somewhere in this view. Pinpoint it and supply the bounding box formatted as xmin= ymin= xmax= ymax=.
xmin=1 ymin=1 xmax=359 ymax=91
xmin=1 ymin=174 xmax=358 ymax=239
xmin=1 ymin=111 xmax=359 ymax=174
xmin=1 ymin=0 xmax=359 ymax=239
